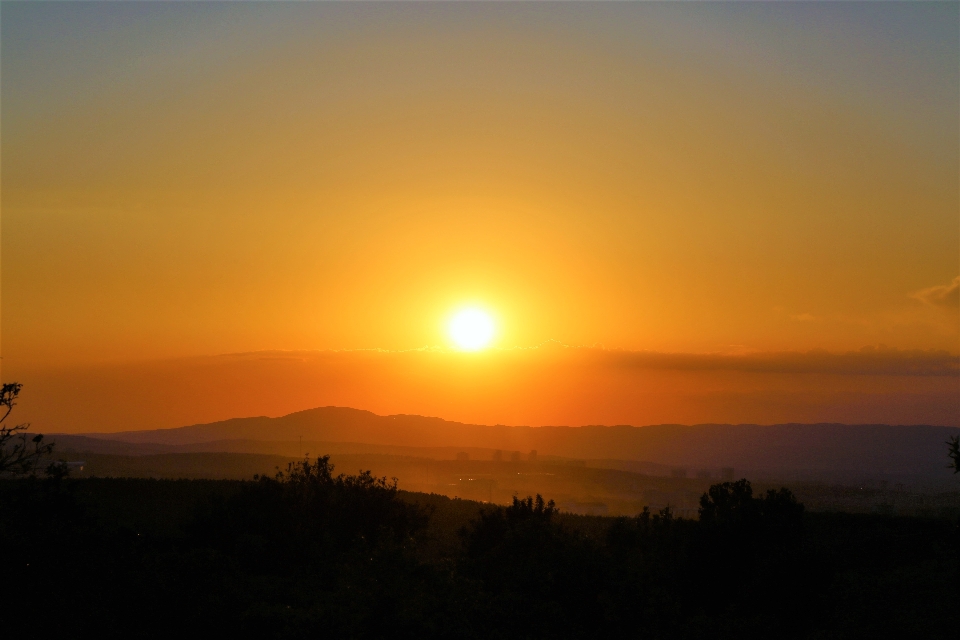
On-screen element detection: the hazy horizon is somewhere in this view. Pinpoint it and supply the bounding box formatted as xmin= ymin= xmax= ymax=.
xmin=13 ymin=343 xmax=958 ymax=434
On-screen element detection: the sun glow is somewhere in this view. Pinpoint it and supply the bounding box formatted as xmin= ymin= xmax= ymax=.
xmin=449 ymin=308 xmax=496 ymax=351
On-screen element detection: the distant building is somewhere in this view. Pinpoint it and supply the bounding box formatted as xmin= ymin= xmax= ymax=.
xmin=510 ymin=451 xmax=522 ymax=462
xmin=671 ymin=468 xmax=687 ymax=479
xmin=696 ymin=469 xmax=712 ymax=480
xmin=492 ymin=450 xmax=502 ymax=462
xmin=528 ymin=450 xmax=537 ymax=462
xmin=721 ymin=467 xmax=735 ymax=481
xmin=456 ymin=452 xmax=469 ymax=461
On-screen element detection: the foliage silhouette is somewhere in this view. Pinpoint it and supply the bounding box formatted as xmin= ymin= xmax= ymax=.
xmin=948 ymin=435 xmax=959 ymax=474
xmin=0 ymin=383 xmax=55 ymax=477
xmin=195 ymin=455 xmax=428 ymax=554
xmin=1 ymin=470 xmax=956 ymax=639
xmin=698 ymin=478 xmax=805 ymax=539
xmin=185 ymin=456 xmax=441 ymax=637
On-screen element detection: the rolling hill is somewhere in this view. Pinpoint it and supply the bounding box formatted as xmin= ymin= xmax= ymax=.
xmin=65 ymin=406 xmax=960 ymax=479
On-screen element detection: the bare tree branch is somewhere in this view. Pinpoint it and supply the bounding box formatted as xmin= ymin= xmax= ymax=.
xmin=0 ymin=383 xmax=55 ymax=477
xmin=948 ymin=435 xmax=960 ymax=475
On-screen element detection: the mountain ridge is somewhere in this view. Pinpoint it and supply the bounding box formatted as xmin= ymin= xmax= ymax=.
xmin=63 ymin=406 xmax=960 ymax=477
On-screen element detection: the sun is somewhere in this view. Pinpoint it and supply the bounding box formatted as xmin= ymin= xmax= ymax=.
xmin=448 ymin=308 xmax=496 ymax=351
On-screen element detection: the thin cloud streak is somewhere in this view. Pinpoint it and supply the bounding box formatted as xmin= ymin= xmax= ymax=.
xmin=223 ymin=343 xmax=959 ymax=377
xmin=910 ymin=276 xmax=960 ymax=309
xmin=589 ymin=345 xmax=959 ymax=377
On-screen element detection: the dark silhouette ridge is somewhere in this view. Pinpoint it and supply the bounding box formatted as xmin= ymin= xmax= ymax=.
xmin=69 ymin=406 xmax=960 ymax=477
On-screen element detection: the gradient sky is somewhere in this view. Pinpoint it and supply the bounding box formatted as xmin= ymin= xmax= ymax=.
xmin=2 ymin=2 xmax=958 ymax=430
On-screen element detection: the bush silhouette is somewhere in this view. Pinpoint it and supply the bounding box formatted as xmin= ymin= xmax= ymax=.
xmin=192 ymin=456 xmax=428 ymax=568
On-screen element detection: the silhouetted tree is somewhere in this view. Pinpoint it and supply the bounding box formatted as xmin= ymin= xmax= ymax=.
xmin=694 ymin=479 xmax=808 ymax=635
xmin=461 ymin=493 xmax=560 ymax=558
xmin=193 ymin=455 xmax=428 ymax=564
xmin=0 ymin=383 xmax=54 ymax=477
xmin=178 ymin=456 xmax=440 ymax=637
xmin=947 ymin=435 xmax=959 ymax=474
xmin=698 ymin=478 xmax=759 ymax=528
xmin=458 ymin=495 xmax=611 ymax=637
xmin=698 ymin=479 xmax=804 ymax=533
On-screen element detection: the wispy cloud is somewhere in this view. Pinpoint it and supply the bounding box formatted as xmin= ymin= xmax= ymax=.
xmin=911 ymin=276 xmax=960 ymax=309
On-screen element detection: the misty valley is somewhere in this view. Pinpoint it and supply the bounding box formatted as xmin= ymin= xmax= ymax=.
xmin=44 ymin=449 xmax=960 ymax=520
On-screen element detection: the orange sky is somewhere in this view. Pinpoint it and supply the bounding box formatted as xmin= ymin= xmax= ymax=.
xmin=2 ymin=3 xmax=958 ymax=430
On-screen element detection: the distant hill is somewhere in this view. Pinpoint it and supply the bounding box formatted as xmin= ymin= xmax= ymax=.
xmin=66 ymin=406 xmax=960 ymax=479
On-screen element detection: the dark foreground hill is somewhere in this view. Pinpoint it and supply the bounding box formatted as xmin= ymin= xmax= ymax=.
xmin=70 ymin=406 xmax=960 ymax=480
xmin=2 ymin=470 xmax=956 ymax=639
